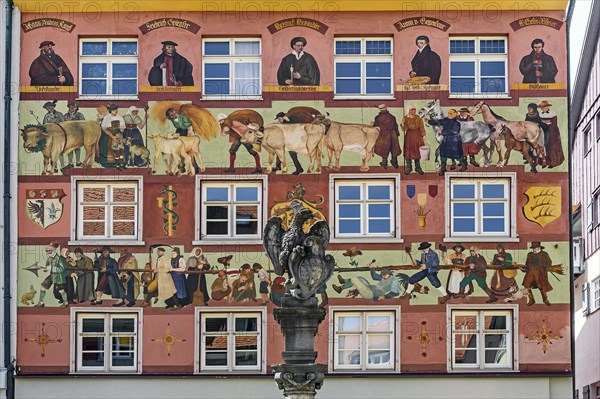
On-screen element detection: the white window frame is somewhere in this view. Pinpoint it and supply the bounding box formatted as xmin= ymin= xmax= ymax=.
xmin=448 ymin=36 xmax=508 ymax=99
xmin=69 ymin=176 xmax=144 ymax=246
xmin=194 ymin=175 xmax=267 ymax=245
xmin=329 ymin=174 xmax=402 ymax=243
xmin=328 ymin=306 xmax=400 ymax=373
xmin=71 ymin=309 xmax=142 ymax=374
xmin=78 ymin=37 xmax=139 ymax=100
xmin=447 ymin=305 xmax=518 ymax=372
xmin=592 ymin=278 xmax=600 ymax=313
xmin=444 ymin=172 xmax=518 ymax=242
xmin=333 ymin=37 xmax=394 ymax=99
xmin=195 ymin=307 xmax=266 ymax=374
xmin=202 ymin=38 xmax=262 ymax=100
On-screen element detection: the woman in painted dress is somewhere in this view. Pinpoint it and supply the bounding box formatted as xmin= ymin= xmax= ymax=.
xmin=185 ymin=247 xmax=211 ymax=306
xmin=122 ymin=106 xmax=147 ymax=166
xmin=99 ymin=104 xmax=125 ymax=168
xmin=169 ymin=248 xmax=187 ymax=309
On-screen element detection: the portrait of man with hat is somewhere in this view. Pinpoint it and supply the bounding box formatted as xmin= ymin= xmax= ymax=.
xmin=409 ymin=35 xmax=441 ymax=84
xmin=29 ymin=40 xmax=74 ymax=86
xmin=405 ymin=242 xmax=451 ymax=303
xmin=519 ymin=38 xmax=558 ymax=84
xmin=522 ymin=241 xmax=553 ymax=306
xmin=92 ymin=245 xmax=126 ymax=306
xmin=373 ymin=104 xmax=402 ymax=170
xmin=148 ymin=40 xmax=194 ymax=86
xmin=42 ymin=100 xmax=64 ymax=124
xmin=277 ymin=36 xmax=321 ymax=86
xmin=333 ymin=262 xmax=400 ymax=301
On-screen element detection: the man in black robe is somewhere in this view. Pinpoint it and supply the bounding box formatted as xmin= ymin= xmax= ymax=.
xmin=148 ymin=41 xmax=194 ymax=86
xmin=28 ymin=41 xmax=74 ymax=86
xmin=409 ymin=35 xmax=441 ymax=84
xmin=519 ymin=38 xmax=558 ymax=84
xmin=277 ymin=37 xmax=320 ymax=86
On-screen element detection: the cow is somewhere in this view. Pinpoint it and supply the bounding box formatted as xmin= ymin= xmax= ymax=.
xmin=166 ymin=133 xmax=206 ymax=173
xmin=275 ymin=106 xmax=323 ymax=123
xmin=21 ymin=121 xmax=101 ymax=175
xmin=242 ymin=123 xmax=325 ymax=174
xmin=321 ymin=120 xmax=381 ymax=172
xmin=148 ymin=134 xmax=193 ymax=176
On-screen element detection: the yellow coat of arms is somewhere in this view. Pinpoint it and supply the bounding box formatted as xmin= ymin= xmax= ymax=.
xmin=523 ymin=187 xmax=561 ymax=228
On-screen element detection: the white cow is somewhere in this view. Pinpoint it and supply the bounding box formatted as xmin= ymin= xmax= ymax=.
xmin=322 ymin=121 xmax=380 ymax=172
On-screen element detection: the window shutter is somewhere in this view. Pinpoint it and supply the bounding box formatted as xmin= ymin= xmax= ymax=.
xmin=583 ymin=282 xmax=590 ymax=316
xmin=587 ymin=197 xmax=594 ymax=231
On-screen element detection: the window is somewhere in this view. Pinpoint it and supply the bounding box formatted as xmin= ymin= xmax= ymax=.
xmin=592 ymin=278 xmax=600 ymax=313
xmin=583 ymin=282 xmax=590 ymax=316
xmin=334 ymin=37 xmax=393 ymax=97
xmin=74 ymin=311 xmax=140 ymax=373
xmin=79 ymin=38 xmax=138 ymax=98
xmin=584 ymin=125 xmax=592 ymax=156
xmin=198 ymin=311 xmax=264 ymax=373
xmin=587 ymin=193 xmax=596 ymax=232
xmin=332 ymin=177 xmax=398 ymax=239
xmin=74 ymin=180 xmax=141 ymax=242
xmin=447 ymin=176 xmax=515 ymax=239
xmin=199 ymin=180 xmax=263 ymax=241
xmin=331 ymin=310 xmax=397 ymax=372
xmin=449 ymin=37 xmax=507 ymax=96
xmin=202 ymin=38 xmax=261 ymax=99
xmin=450 ymin=309 xmax=515 ymax=371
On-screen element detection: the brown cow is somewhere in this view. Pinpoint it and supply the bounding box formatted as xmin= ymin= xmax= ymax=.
xmin=21 ymin=121 xmax=101 ymax=175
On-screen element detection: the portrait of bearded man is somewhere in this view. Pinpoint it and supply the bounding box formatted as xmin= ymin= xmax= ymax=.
xmin=28 ymin=41 xmax=74 ymax=86
xmin=148 ymin=40 xmax=194 ymax=86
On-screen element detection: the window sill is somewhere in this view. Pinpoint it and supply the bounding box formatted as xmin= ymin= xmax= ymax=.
xmin=448 ymin=94 xmax=511 ymax=100
xmin=201 ymin=96 xmax=263 ymax=101
xmin=76 ymin=96 xmax=140 ymax=101
xmin=448 ymin=368 xmax=518 ymax=373
xmin=332 ymin=96 xmax=396 ymax=101
xmin=68 ymin=240 xmax=145 ymax=246
xmin=443 ymin=237 xmax=519 ymax=243
xmin=71 ymin=370 xmax=141 ymax=375
xmin=331 ymin=237 xmax=403 ymax=244
xmin=330 ymin=369 xmax=398 ymax=374
xmin=192 ymin=240 xmax=263 ymax=246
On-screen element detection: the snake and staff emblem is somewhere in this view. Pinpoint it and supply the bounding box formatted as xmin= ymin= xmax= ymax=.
xmin=156 ymin=185 xmax=179 ymax=236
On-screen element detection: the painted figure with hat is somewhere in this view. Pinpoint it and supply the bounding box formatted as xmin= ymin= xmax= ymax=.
xmin=458 ymin=107 xmax=480 ymax=168
xmin=33 ymin=241 xmax=70 ymax=308
xmin=405 ymin=242 xmax=451 ymax=303
xmin=72 ymin=247 xmax=95 ymax=303
xmin=64 ymin=101 xmax=85 ymax=122
xmin=151 ymin=247 xmax=180 ymax=309
xmin=522 ymin=242 xmax=553 ymax=306
xmin=148 ymin=40 xmax=194 ymax=86
xmin=277 ymin=36 xmax=321 ymax=86
xmin=400 ymin=104 xmax=426 ymax=175
xmin=458 ymin=246 xmax=497 ymax=303
xmin=168 ymin=247 xmax=187 ymax=309
xmin=42 ymin=100 xmax=64 ymax=124
xmin=443 ymin=243 xmax=472 ymax=298
xmin=409 ymin=35 xmax=441 ymax=84
xmin=333 ymin=262 xmax=401 ymax=301
xmin=29 ymin=40 xmax=74 ymax=86
xmin=117 ymin=248 xmax=141 ymax=307
xmin=92 ymin=246 xmax=126 ymax=306
xmin=373 ymin=104 xmax=402 ymax=170
xmin=232 ymin=264 xmax=256 ymax=303
xmin=123 ymin=106 xmax=147 ymax=166
xmin=519 ymin=38 xmax=558 ymax=84
xmin=185 ymin=247 xmax=211 ymax=306
xmin=537 ymin=100 xmax=564 ymax=168
xmin=216 ymin=111 xmax=263 ymax=174
xmin=99 ymin=103 xmax=126 ymax=168
xmin=425 ymin=109 xmax=468 ymax=175
xmin=490 ymin=244 xmax=518 ymax=299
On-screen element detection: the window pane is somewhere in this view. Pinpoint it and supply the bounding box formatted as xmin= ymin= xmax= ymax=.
xmin=113 ymin=80 xmax=137 ymax=95
xmin=113 ymin=64 xmax=137 ymax=79
xmin=205 ymin=317 xmax=228 ymax=332
xmin=205 ymin=63 xmax=230 ymax=79
xmin=366 ymin=63 xmax=390 ymax=77
xmin=367 ymin=315 xmax=391 ymax=331
xmin=112 ymin=42 xmax=137 ymax=55
xmin=454 ymin=218 xmax=475 ymax=232
xmin=207 ymin=205 xmax=228 ymax=220
xmin=484 ymin=334 xmax=507 ymax=349
xmin=453 ymin=184 xmax=475 ymax=199
xmin=235 ymin=187 xmax=258 ymax=202
xmin=235 ymin=351 xmax=258 ymax=366
xmin=453 ymin=203 xmax=475 ymax=217
xmin=234 ymin=41 xmax=260 ymax=55
xmin=205 ymin=350 xmax=228 ymax=366
xmin=205 ymin=80 xmax=230 ymax=95
xmin=455 ymin=349 xmax=477 ymax=364
xmin=367 ymin=335 xmax=390 ymax=350
xmin=367 ymin=185 xmax=390 ymax=200
xmin=366 ymin=79 xmax=391 ymax=94
xmin=368 ymin=219 xmax=390 ymax=233
xmin=368 ymin=350 xmax=391 ymax=365
xmin=235 ymin=335 xmax=257 ymax=352
xmin=450 ymin=40 xmax=475 ymax=54
xmin=368 ymin=204 xmax=390 ymax=218
xmin=83 ymin=206 xmax=105 ymax=220
xmin=112 ymin=318 xmax=135 ymax=333
xmin=82 ymin=42 xmax=107 ymax=55
xmin=338 ymin=186 xmax=361 ymax=200
xmin=112 ymin=336 xmax=134 ymax=352
xmin=339 ymin=220 xmax=361 ymax=234
xmin=335 ymin=41 xmax=361 ymax=55
xmin=206 ymin=187 xmax=229 ymax=202
xmin=451 ymin=78 xmax=476 ymax=93
xmin=338 ymin=335 xmax=361 ymax=350
xmin=207 ymin=221 xmax=228 ymax=235
xmin=205 ymin=42 xmax=230 ymax=55
xmin=336 ymin=63 xmax=361 ymax=78
xmin=82 ymin=63 xmax=107 ymax=78
xmin=113 ymin=222 xmax=135 ymax=236
xmin=339 ymin=204 xmax=360 ymax=218
xmin=338 ymin=349 xmax=361 ymax=365
xmin=480 ymin=39 xmax=505 ymax=53
xmin=112 ymin=353 xmax=134 ymax=367
xmin=482 ymin=203 xmax=504 ymax=217
xmin=482 ymin=218 xmax=505 ymax=233
xmin=481 ymin=62 xmax=505 ymax=77
xmin=83 ymin=221 xmax=105 ymax=236
xmin=481 ymin=78 xmax=506 ymax=93
xmin=82 ymin=318 xmax=105 ymax=333
xmin=482 ymin=184 xmax=505 ymax=198
xmin=82 ymin=337 xmax=104 ymax=351
xmin=337 ymin=316 xmax=361 ymax=332
xmin=113 ymin=206 xmax=135 ymax=221
xmin=454 ymin=315 xmax=478 ymax=330
xmin=236 ymin=206 xmax=258 ymax=221
xmin=236 ymin=220 xmax=258 ymax=235
xmin=485 ymin=349 xmax=507 ymax=364
xmin=113 ymin=187 xmax=136 ymax=202
xmin=366 ymin=40 xmax=391 ymax=55
xmin=235 ymin=63 xmax=260 ymax=79
xmin=82 ymin=187 xmax=106 ymax=202
xmin=235 ymin=317 xmax=258 ymax=332
xmin=450 ymin=62 xmax=475 ymax=76
xmin=82 ymin=352 xmax=105 ymax=367
xmin=336 ymin=79 xmax=361 ymax=94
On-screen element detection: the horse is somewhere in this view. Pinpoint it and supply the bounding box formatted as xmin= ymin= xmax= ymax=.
xmin=499 ymin=124 xmax=538 ymax=173
xmin=469 ymin=100 xmax=546 ymax=166
xmin=418 ymin=99 xmax=494 ymax=167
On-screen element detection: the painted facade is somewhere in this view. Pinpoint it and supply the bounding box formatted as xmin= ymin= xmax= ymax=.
xmin=11 ymin=1 xmax=571 ymax=398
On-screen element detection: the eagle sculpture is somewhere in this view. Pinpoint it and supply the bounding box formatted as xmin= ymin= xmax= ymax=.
xmin=264 ymin=207 xmax=335 ymax=300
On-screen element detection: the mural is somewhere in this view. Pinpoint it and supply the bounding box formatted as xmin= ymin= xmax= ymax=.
xmin=276 ymin=36 xmax=321 ymax=86
xmin=519 ymin=38 xmax=559 ymax=84
xmin=28 ymin=40 xmax=74 ymax=86
xmin=148 ymin=41 xmax=194 ymax=87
